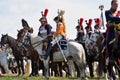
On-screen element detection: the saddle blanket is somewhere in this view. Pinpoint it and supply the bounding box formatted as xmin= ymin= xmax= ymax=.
xmin=59 ymin=39 xmax=68 ymax=50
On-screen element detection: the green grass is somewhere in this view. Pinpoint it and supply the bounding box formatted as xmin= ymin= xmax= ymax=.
xmin=0 ymin=73 xmax=117 ymax=80
xmin=0 ymin=76 xmax=106 ymax=80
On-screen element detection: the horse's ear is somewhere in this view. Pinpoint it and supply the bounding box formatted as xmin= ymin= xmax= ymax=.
xmin=17 ymin=29 xmax=20 ymax=32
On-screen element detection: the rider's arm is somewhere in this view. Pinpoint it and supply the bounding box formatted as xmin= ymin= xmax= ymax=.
xmin=45 ymin=24 xmax=52 ymax=35
xmin=105 ymin=11 xmax=120 ymax=23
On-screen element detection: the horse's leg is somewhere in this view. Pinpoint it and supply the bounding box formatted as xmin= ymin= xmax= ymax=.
xmin=115 ymin=59 xmax=120 ymax=77
xmin=74 ymin=60 xmax=86 ymax=80
xmin=62 ymin=62 xmax=71 ymax=77
xmin=34 ymin=59 xmax=39 ymax=76
xmin=68 ymin=59 xmax=76 ymax=78
xmin=53 ymin=62 xmax=58 ymax=77
xmin=39 ymin=59 xmax=45 ymax=76
xmin=43 ymin=58 xmax=50 ymax=80
xmin=16 ymin=59 xmax=21 ymax=76
xmin=57 ymin=62 xmax=63 ymax=77
xmin=49 ymin=62 xmax=54 ymax=77
xmin=87 ymin=56 xmax=94 ymax=77
xmin=74 ymin=61 xmax=80 ymax=77
xmin=107 ymin=62 xmax=117 ymax=80
xmin=103 ymin=55 xmax=108 ymax=80
xmin=71 ymin=54 xmax=86 ymax=79
xmin=21 ymin=59 xmax=25 ymax=75
xmin=31 ymin=60 xmax=35 ymax=76
xmin=97 ymin=54 xmax=104 ymax=78
xmin=25 ymin=59 xmax=31 ymax=76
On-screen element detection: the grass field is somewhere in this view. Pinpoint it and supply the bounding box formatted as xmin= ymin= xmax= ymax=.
xmin=0 ymin=74 xmax=106 ymax=80
xmin=0 ymin=76 xmax=106 ymax=80
xmin=1 ymin=73 xmax=120 ymax=80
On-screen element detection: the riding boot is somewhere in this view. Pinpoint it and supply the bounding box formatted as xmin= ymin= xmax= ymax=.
xmin=113 ymin=41 xmax=118 ymax=49
xmin=43 ymin=43 xmax=52 ymax=60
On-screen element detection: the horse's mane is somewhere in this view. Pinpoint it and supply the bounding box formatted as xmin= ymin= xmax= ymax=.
xmin=7 ymin=35 xmax=17 ymax=46
xmin=30 ymin=35 xmax=44 ymax=45
xmin=7 ymin=35 xmax=16 ymax=41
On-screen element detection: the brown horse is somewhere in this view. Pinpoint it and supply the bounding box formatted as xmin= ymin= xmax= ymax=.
xmin=96 ymin=33 xmax=108 ymax=78
xmin=96 ymin=32 xmax=120 ymax=80
xmin=17 ymin=29 xmax=40 ymax=76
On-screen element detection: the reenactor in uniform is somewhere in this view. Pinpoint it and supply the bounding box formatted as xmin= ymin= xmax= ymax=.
xmin=75 ymin=18 xmax=85 ymax=44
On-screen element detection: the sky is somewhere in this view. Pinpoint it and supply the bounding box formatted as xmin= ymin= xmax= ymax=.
xmin=0 ymin=0 xmax=120 ymax=39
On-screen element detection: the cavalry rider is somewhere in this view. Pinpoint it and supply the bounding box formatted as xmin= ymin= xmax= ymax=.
xmin=43 ymin=10 xmax=66 ymax=60
xmin=94 ymin=18 xmax=101 ymax=34
xmin=85 ymin=19 xmax=93 ymax=39
xmin=105 ymin=0 xmax=120 ymax=59
xmin=75 ymin=18 xmax=85 ymax=44
xmin=38 ymin=9 xmax=52 ymax=56
xmin=38 ymin=9 xmax=52 ymax=38
xmin=20 ymin=19 xmax=33 ymax=57
xmin=21 ymin=19 xmax=33 ymax=44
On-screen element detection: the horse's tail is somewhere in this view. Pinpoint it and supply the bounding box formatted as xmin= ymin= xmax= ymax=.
xmin=81 ymin=44 xmax=86 ymax=64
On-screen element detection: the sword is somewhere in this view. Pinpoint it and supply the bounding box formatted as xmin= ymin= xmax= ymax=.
xmin=56 ymin=40 xmax=67 ymax=62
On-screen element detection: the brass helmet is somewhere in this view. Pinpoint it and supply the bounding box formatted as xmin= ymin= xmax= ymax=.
xmin=39 ymin=9 xmax=48 ymax=22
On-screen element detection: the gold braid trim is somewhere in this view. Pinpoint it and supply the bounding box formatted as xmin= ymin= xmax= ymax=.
xmin=107 ymin=21 xmax=120 ymax=31
xmin=109 ymin=38 xmax=115 ymax=45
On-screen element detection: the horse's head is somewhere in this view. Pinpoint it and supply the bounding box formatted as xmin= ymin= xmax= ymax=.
xmin=1 ymin=34 xmax=9 ymax=46
xmin=17 ymin=29 xmax=26 ymax=43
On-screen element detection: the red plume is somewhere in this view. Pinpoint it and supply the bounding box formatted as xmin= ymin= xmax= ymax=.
xmin=44 ymin=9 xmax=48 ymax=18
xmin=88 ymin=19 xmax=92 ymax=27
xmin=79 ymin=18 xmax=84 ymax=27
xmin=95 ymin=18 xmax=100 ymax=26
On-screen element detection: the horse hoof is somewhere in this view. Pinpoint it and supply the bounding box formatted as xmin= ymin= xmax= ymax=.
xmin=45 ymin=77 xmax=49 ymax=80
xmin=17 ymin=74 xmax=20 ymax=76
xmin=29 ymin=74 xmax=32 ymax=77
xmin=0 ymin=74 xmax=3 ymax=77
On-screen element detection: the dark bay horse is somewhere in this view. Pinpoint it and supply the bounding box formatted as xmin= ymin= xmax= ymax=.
xmin=96 ymin=32 xmax=120 ymax=80
xmin=17 ymin=29 xmax=40 ymax=76
xmin=1 ymin=34 xmax=25 ymax=75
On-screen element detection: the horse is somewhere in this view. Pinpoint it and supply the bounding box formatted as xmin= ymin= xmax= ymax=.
xmin=1 ymin=34 xmax=25 ymax=76
xmin=17 ymin=29 xmax=40 ymax=76
xmin=16 ymin=29 xmax=88 ymax=80
xmin=110 ymin=31 xmax=120 ymax=78
xmin=95 ymin=32 xmax=120 ymax=80
xmin=84 ymin=33 xmax=100 ymax=77
xmin=95 ymin=32 xmax=109 ymax=79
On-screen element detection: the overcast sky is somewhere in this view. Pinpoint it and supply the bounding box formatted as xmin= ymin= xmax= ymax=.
xmin=0 ymin=0 xmax=119 ymax=39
